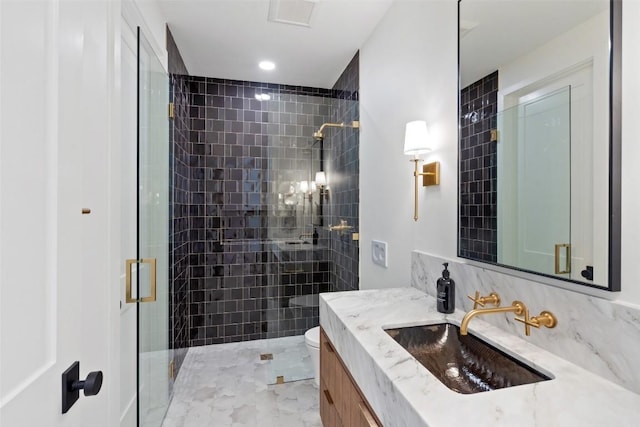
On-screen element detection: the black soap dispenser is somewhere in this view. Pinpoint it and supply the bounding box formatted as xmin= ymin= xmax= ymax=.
xmin=436 ymin=263 xmax=455 ymax=314
xmin=312 ymin=228 xmax=319 ymax=245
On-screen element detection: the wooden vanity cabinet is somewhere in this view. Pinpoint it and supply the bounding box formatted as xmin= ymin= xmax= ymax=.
xmin=320 ymin=327 xmax=382 ymax=427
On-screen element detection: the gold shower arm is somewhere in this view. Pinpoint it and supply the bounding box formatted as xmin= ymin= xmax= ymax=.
xmin=313 ymin=121 xmax=360 ymax=139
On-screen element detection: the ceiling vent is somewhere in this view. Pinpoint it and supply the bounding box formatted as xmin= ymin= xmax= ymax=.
xmin=268 ymin=0 xmax=319 ymax=28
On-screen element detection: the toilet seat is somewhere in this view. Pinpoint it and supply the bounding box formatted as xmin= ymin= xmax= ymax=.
xmin=305 ymin=326 xmax=320 ymax=349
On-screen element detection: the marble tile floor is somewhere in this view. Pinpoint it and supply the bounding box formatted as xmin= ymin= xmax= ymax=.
xmin=162 ymin=336 xmax=321 ymax=427
xmin=140 ymin=349 xmax=173 ymax=426
xmin=263 ymin=335 xmax=314 ymax=385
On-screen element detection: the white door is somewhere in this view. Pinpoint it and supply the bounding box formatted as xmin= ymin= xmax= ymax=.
xmin=498 ymin=62 xmax=596 ymax=279
xmin=516 ymin=86 xmax=572 ymax=276
xmin=0 ymin=1 xmax=117 ymax=426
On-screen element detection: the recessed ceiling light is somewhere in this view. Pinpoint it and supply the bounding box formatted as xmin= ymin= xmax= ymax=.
xmin=259 ymin=61 xmax=276 ymax=71
xmin=255 ymin=94 xmax=271 ymax=101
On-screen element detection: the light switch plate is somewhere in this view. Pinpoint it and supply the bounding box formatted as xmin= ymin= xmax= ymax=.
xmin=372 ymin=240 xmax=388 ymax=268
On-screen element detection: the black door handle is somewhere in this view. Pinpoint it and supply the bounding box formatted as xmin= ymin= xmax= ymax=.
xmin=72 ymin=370 xmax=103 ymax=396
xmin=62 ymin=361 xmax=103 ymax=414
xmin=581 ymin=266 xmax=594 ymax=281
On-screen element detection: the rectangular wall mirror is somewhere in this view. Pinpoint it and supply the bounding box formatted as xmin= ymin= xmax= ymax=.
xmin=457 ymin=0 xmax=621 ymax=291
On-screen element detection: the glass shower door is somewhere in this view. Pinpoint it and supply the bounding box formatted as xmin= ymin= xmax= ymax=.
xmin=136 ymin=27 xmax=170 ymax=426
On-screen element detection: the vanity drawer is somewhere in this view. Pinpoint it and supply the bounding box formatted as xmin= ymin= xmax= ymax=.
xmin=320 ymin=379 xmax=344 ymax=427
xmin=320 ymin=327 xmax=382 ymax=427
xmin=357 ymin=402 xmax=378 ymax=427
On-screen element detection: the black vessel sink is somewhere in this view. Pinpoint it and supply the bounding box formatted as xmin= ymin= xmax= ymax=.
xmin=385 ymin=323 xmax=550 ymax=394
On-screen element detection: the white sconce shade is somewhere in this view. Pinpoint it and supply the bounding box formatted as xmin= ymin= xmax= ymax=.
xmin=299 ymin=181 xmax=309 ymax=193
xmin=403 ymin=120 xmax=431 ymax=156
xmin=315 ymin=171 xmax=327 ymax=186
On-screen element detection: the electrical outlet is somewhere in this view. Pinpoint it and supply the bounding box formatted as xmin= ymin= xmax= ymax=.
xmin=372 ymin=240 xmax=388 ymax=268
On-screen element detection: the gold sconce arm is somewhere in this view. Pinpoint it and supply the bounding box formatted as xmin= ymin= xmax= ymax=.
xmin=410 ymin=159 xmax=440 ymax=221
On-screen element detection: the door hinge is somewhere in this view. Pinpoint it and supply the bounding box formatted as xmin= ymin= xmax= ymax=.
xmin=168 ymin=102 xmax=175 ymax=119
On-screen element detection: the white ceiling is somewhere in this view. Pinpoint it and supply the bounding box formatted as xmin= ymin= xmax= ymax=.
xmin=159 ymin=0 xmax=394 ymax=88
xmin=460 ymin=0 xmax=609 ymax=88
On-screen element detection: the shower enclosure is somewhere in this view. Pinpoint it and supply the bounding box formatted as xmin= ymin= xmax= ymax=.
xmin=169 ymin=76 xmax=335 ymax=382
xmin=120 ymin=25 xmax=171 ymax=427
xmin=168 ymin=52 xmax=360 ymax=386
xmin=136 ymin=28 xmax=171 ymax=425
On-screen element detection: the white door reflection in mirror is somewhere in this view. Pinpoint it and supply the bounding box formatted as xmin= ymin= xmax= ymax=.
xmin=498 ymin=86 xmax=571 ymax=278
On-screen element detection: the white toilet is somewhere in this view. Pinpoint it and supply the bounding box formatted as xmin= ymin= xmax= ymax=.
xmin=304 ymin=326 xmax=321 ymax=386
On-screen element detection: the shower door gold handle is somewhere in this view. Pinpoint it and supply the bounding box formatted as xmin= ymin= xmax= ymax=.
xmin=125 ymin=258 xmax=157 ymax=303
xmin=554 ymin=244 xmax=571 ymax=274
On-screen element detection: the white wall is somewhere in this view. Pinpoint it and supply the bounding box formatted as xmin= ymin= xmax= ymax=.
xmin=360 ymin=0 xmax=458 ymax=290
xmin=620 ymin=0 xmax=640 ymax=305
xmin=360 ymin=0 xmax=640 ymax=306
xmin=123 ymin=0 xmax=168 ymax=71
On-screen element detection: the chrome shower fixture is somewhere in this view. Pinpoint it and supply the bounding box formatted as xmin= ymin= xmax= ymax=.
xmin=313 ymin=121 xmax=360 ymax=140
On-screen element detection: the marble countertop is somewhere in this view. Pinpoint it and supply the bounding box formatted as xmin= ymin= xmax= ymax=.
xmin=319 ymin=288 xmax=640 ymax=427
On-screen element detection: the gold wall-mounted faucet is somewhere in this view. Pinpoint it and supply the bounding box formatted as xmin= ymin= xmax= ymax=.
xmin=460 ymin=301 xmax=526 ymax=335
xmin=461 ymin=291 xmax=558 ymax=337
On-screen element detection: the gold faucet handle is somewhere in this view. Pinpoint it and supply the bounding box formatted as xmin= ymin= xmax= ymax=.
xmin=535 ymin=311 xmax=558 ymax=328
xmin=515 ymin=309 xmax=556 ymax=336
xmin=467 ymin=291 xmax=501 ymax=310
xmin=466 ymin=291 xmax=482 ymax=309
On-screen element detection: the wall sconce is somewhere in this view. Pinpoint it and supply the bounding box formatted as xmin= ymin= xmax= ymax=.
xmin=300 ymin=180 xmax=314 ymax=203
xmin=315 ymin=171 xmax=329 ymax=200
xmin=404 ymin=120 xmax=440 ymax=221
xmin=298 ymin=180 xmax=311 ymax=213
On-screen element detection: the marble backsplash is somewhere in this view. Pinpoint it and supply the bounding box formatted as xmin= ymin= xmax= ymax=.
xmin=411 ymin=250 xmax=640 ymax=394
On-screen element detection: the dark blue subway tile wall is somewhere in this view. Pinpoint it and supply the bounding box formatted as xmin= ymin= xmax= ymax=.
xmin=167 ymin=42 xmax=189 ymax=380
xmin=326 ymin=52 xmax=360 ymax=292
xmin=168 ymin=27 xmax=190 ymax=378
xmin=180 ymin=76 xmax=333 ymax=346
xmin=459 ymin=71 xmax=498 ymax=262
